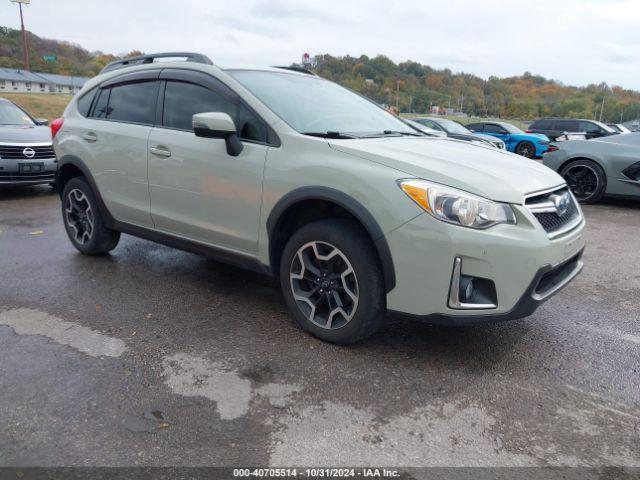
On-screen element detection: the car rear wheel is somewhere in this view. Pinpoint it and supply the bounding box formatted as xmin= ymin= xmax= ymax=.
xmin=515 ymin=141 xmax=536 ymax=158
xmin=279 ymin=219 xmax=385 ymax=344
xmin=61 ymin=177 xmax=120 ymax=255
xmin=559 ymin=159 xmax=606 ymax=203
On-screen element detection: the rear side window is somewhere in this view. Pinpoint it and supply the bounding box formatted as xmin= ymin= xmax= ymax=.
xmin=162 ymin=80 xmax=267 ymax=143
xmin=532 ymin=120 xmax=552 ymax=130
xmin=553 ymin=120 xmax=579 ymax=132
xmin=91 ymin=81 xmax=157 ymax=125
xmin=467 ymin=123 xmax=483 ymax=132
xmin=77 ymin=89 xmax=96 ymax=117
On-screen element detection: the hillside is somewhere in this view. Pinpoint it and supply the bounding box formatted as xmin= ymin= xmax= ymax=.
xmin=308 ymin=54 xmax=640 ymax=122
xmin=0 ymin=26 xmax=140 ymax=77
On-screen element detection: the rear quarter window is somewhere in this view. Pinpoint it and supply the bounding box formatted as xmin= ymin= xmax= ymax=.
xmin=76 ymin=88 xmax=96 ymax=117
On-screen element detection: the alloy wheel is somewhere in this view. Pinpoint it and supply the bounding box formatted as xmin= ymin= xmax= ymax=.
xmin=64 ymin=189 xmax=94 ymax=245
xmin=563 ymin=165 xmax=599 ymax=201
xmin=517 ymin=143 xmax=534 ymax=157
xmin=289 ymin=241 xmax=359 ymax=330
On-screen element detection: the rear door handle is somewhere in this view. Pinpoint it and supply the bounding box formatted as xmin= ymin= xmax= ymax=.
xmin=82 ymin=132 xmax=97 ymax=143
xmin=149 ymin=146 xmax=171 ymax=158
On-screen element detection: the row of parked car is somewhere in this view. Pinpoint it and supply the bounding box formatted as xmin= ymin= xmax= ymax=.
xmin=405 ymin=114 xmax=639 ymax=204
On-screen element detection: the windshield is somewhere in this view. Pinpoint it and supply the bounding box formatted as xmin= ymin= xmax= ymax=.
xmin=436 ymin=119 xmax=471 ymax=135
xmin=228 ymin=70 xmax=417 ymax=137
xmin=593 ymin=120 xmax=616 ymax=133
xmin=498 ymin=123 xmax=523 ymax=134
xmin=0 ymin=102 xmax=34 ymax=126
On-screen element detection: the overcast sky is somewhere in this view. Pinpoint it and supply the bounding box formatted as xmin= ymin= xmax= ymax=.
xmin=2 ymin=0 xmax=639 ymax=89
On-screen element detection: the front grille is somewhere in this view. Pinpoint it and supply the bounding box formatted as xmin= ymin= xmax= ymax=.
xmin=525 ymin=186 xmax=582 ymax=238
xmin=0 ymin=144 xmax=56 ymax=160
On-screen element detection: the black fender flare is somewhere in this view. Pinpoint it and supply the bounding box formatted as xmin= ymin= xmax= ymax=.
xmin=266 ymin=186 xmax=396 ymax=293
xmin=56 ymin=155 xmax=117 ymax=228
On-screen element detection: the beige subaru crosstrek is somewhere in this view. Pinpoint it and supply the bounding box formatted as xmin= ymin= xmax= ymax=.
xmin=53 ymin=52 xmax=585 ymax=344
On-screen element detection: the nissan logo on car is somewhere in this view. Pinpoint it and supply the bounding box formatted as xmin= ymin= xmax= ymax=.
xmin=22 ymin=147 xmax=36 ymax=159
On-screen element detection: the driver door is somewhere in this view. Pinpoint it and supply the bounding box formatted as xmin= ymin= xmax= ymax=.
xmin=484 ymin=123 xmax=511 ymax=149
xmin=147 ymin=70 xmax=270 ymax=253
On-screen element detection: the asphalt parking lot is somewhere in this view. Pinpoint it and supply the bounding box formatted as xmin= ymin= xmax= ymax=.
xmin=0 ymin=185 xmax=638 ymax=469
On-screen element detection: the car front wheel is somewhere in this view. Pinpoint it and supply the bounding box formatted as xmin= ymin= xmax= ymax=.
xmin=61 ymin=177 xmax=120 ymax=255
xmin=279 ymin=219 xmax=385 ymax=344
xmin=559 ymin=159 xmax=606 ymax=203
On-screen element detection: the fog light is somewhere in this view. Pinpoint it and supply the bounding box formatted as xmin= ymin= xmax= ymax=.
xmin=448 ymin=257 xmax=498 ymax=310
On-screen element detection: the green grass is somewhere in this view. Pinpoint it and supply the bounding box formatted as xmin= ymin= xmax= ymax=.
xmin=1 ymin=92 xmax=71 ymax=120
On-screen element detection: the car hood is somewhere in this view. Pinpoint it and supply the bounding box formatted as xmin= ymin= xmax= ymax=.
xmin=329 ymin=137 xmax=564 ymax=204
xmin=0 ymin=125 xmax=51 ymax=144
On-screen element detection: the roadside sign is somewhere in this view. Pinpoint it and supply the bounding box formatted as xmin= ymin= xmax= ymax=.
xmin=43 ymin=55 xmax=57 ymax=62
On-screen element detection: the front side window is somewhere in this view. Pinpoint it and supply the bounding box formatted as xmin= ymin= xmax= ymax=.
xmin=228 ymin=70 xmax=416 ymax=137
xmin=435 ymin=119 xmax=471 ymax=135
xmin=91 ymin=81 xmax=157 ymax=125
xmin=162 ymin=80 xmax=267 ymax=142
xmin=484 ymin=124 xmax=507 ymax=134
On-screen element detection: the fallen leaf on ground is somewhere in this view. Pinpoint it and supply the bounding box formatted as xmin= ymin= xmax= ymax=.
xmin=29 ymin=230 xmax=44 ymax=236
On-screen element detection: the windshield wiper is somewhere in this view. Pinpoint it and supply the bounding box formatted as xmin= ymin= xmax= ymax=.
xmin=362 ymin=130 xmax=424 ymax=138
xmin=302 ymin=131 xmax=358 ymax=139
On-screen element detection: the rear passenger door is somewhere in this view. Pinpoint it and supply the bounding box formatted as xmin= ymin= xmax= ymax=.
xmin=147 ymin=70 xmax=270 ymax=253
xmin=83 ymin=71 xmax=160 ymax=227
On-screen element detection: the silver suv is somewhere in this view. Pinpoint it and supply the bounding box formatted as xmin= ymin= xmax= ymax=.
xmin=53 ymin=52 xmax=586 ymax=344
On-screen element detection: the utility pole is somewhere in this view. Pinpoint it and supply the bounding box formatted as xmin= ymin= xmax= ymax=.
xmin=395 ymin=80 xmax=400 ymax=113
xmin=598 ymin=96 xmax=605 ymax=122
xmin=11 ymin=0 xmax=31 ymax=71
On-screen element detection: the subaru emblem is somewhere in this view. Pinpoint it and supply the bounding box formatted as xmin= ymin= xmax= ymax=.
xmin=553 ymin=192 xmax=571 ymax=216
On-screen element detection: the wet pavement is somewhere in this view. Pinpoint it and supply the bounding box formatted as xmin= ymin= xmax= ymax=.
xmin=0 ymin=185 xmax=638 ymax=468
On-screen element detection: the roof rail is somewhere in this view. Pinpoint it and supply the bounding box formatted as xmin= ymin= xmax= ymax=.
xmin=100 ymin=52 xmax=213 ymax=74
xmin=273 ymin=66 xmax=316 ymax=76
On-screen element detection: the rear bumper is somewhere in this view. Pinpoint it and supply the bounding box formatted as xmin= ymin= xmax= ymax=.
xmin=389 ymin=249 xmax=584 ymax=325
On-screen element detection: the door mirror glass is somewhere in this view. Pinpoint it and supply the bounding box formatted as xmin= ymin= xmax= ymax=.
xmin=193 ymin=112 xmax=244 ymax=156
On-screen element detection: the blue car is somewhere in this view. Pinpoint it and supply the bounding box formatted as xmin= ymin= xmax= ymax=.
xmin=467 ymin=121 xmax=550 ymax=158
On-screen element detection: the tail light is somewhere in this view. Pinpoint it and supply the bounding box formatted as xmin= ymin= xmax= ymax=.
xmin=51 ymin=118 xmax=64 ymax=139
xmin=525 ymin=129 xmax=532 ymax=133
xmin=544 ymin=145 xmax=559 ymax=154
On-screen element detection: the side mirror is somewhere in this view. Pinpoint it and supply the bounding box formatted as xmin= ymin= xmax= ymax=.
xmin=36 ymin=118 xmax=49 ymax=126
xmin=192 ymin=112 xmax=243 ymax=157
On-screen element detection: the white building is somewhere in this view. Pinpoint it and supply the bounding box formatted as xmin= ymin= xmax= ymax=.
xmin=0 ymin=68 xmax=89 ymax=94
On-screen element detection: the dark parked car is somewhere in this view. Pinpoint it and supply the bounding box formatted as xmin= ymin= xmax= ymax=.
xmin=411 ymin=117 xmax=506 ymax=150
xmin=528 ymin=118 xmax=617 ymax=141
xmin=0 ymin=98 xmax=56 ymax=187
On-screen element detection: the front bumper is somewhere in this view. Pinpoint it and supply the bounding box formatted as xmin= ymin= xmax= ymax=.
xmin=384 ymin=204 xmax=586 ymax=324
xmin=0 ymin=157 xmax=57 ymax=185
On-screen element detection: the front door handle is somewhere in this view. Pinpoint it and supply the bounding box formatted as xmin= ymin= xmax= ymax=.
xmin=82 ymin=132 xmax=97 ymax=143
xmin=149 ymin=146 xmax=171 ymax=158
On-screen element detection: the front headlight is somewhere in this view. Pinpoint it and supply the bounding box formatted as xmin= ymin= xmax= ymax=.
xmin=399 ymin=180 xmax=517 ymax=229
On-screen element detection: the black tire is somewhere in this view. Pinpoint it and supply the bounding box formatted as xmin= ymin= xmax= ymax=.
xmin=515 ymin=141 xmax=536 ymax=158
xmin=279 ymin=219 xmax=385 ymax=345
xmin=559 ymin=159 xmax=606 ymax=204
xmin=61 ymin=177 xmax=120 ymax=255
